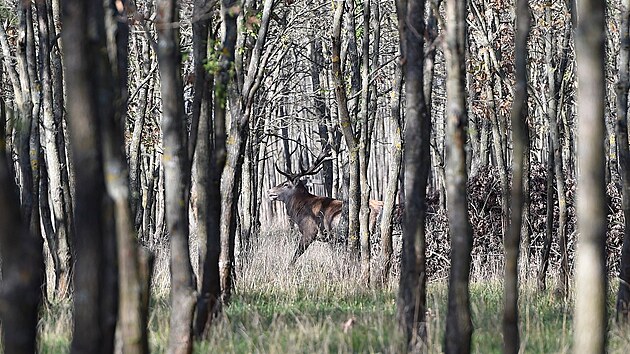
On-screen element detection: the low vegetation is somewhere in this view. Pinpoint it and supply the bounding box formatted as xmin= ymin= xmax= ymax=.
xmin=33 ymin=231 xmax=630 ymax=353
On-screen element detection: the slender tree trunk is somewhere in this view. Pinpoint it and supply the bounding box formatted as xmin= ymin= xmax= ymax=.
xmin=546 ymin=7 xmax=569 ymax=298
xmin=310 ymin=37 xmax=333 ymax=197
xmin=47 ymin=0 xmax=73 ymax=249
xmin=538 ymin=133 xmax=554 ymax=292
xmin=129 ymin=34 xmax=153 ymax=231
xmin=379 ymin=58 xmax=403 ymax=284
xmin=483 ymin=50 xmax=509 ymax=238
xmin=331 ymin=0 xmax=360 ymax=255
xmin=191 ymin=0 xmax=222 ymax=337
xmin=617 ymin=0 xmax=630 ymax=323
xmin=206 ymin=0 xmax=234 ymax=309
xmin=444 ymin=0 xmax=473 ymax=351
xmin=396 ymin=0 xmax=430 ymax=349
xmin=358 ymin=0 xmax=371 ymax=284
xmin=100 ymin=2 xmax=150 ymax=353
xmin=574 ymin=0 xmax=607 ymax=352
xmin=503 ymin=1 xmax=530 ymax=352
xmin=219 ymin=0 xmax=274 ymax=304
xmin=155 ymin=0 xmax=197 ymax=352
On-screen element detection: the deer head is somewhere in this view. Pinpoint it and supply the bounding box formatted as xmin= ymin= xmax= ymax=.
xmin=268 ymin=145 xmax=331 ymax=202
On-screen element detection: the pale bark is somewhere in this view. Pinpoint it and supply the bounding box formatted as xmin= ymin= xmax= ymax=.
xmin=574 ymin=0 xmax=607 ymax=352
xmin=37 ymin=0 xmax=73 ymax=299
xmin=358 ymin=0 xmax=371 ymax=284
xmin=379 ymin=58 xmax=403 ymax=284
xmin=618 ymin=0 xmax=630 ymax=323
xmin=331 ymin=0 xmax=360 ymax=255
xmin=219 ymin=0 xmax=274 ymax=303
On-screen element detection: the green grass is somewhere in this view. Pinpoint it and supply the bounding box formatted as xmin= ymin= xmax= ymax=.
xmin=191 ymin=287 xmax=404 ymax=354
xmin=33 ymin=233 xmax=630 ymax=353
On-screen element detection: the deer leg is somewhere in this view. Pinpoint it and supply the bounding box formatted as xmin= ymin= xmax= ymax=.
xmin=289 ymin=232 xmax=316 ymax=266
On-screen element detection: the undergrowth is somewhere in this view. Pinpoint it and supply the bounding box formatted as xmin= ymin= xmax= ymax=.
xmin=34 ymin=231 xmax=630 ymax=353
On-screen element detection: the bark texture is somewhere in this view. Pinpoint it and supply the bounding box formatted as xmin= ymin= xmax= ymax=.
xmin=395 ymin=0 xmax=430 ymax=349
xmin=574 ymin=0 xmax=607 ymax=353
xmin=156 ymin=0 xmax=197 ymax=352
xmin=503 ymin=0 xmax=530 ymax=352
xmin=331 ymin=0 xmax=360 ymax=255
xmin=617 ymin=0 xmax=630 ymax=323
xmin=444 ymin=0 xmax=473 ymax=351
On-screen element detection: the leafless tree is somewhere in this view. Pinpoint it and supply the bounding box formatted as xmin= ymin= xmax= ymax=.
xmin=573 ymin=0 xmax=607 ymax=353
xmin=617 ymin=0 xmax=630 ymax=323
xmin=503 ymin=0 xmax=530 ymax=352
xmin=395 ymin=0 xmax=430 ymax=349
xmin=155 ymin=0 xmax=197 ymax=351
xmin=63 ymin=0 xmax=118 ymax=351
xmin=193 ymin=0 xmax=222 ymax=337
xmin=444 ymin=0 xmax=473 ymax=351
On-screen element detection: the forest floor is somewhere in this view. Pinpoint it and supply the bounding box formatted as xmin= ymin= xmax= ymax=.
xmin=36 ymin=230 xmax=630 ymax=353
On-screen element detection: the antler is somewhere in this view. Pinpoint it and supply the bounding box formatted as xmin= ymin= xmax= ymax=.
xmin=297 ymin=144 xmax=332 ymax=178
xmin=275 ymin=145 xmax=332 ymax=182
xmin=275 ymin=162 xmax=295 ymax=181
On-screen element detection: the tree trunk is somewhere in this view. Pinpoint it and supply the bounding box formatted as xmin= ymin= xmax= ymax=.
xmin=100 ymin=3 xmax=150 ymax=353
xmin=503 ymin=1 xmax=530 ymax=352
xmin=546 ymin=7 xmax=569 ymax=298
xmin=196 ymin=0 xmax=232 ymax=334
xmin=331 ymin=0 xmax=360 ymax=255
xmin=538 ymin=133 xmax=554 ymax=293
xmin=129 ymin=32 xmax=153 ymax=231
xmin=37 ymin=0 xmax=73 ymax=299
xmin=156 ymin=0 xmax=197 ymax=352
xmin=213 ymin=0 xmax=237 ymax=307
xmin=444 ymin=0 xmax=473 ymax=351
xmin=190 ymin=0 xmax=222 ymax=337
xmin=483 ymin=50 xmax=509 ymax=238
xmin=63 ymin=0 xmax=117 ymax=351
xmin=310 ymin=37 xmax=333 ymax=197
xmin=358 ymin=0 xmax=371 ymax=284
xmin=396 ymin=0 xmax=430 ymax=349
xmin=573 ymin=0 xmax=607 ymax=352
xmin=219 ymin=0 xmax=274 ymax=304
xmin=379 ymin=57 xmax=403 ymax=284
xmin=617 ymin=0 xmax=630 ymax=323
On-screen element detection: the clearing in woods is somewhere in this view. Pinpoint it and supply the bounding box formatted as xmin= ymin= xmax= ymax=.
xmin=37 ymin=231 xmax=630 ymax=353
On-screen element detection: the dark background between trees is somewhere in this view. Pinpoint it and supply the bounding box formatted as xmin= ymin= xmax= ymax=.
xmin=0 ymin=0 xmax=624 ymax=352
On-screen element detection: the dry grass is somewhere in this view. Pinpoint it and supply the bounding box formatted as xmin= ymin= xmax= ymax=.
xmin=31 ymin=229 xmax=630 ymax=353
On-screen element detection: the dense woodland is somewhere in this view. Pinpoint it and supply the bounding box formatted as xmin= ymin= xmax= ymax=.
xmin=0 ymin=0 xmax=626 ymax=352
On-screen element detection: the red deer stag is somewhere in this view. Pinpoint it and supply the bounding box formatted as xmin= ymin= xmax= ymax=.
xmin=268 ymin=148 xmax=383 ymax=265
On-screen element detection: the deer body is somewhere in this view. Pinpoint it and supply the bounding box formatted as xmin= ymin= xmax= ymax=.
xmin=268 ymin=179 xmax=383 ymax=265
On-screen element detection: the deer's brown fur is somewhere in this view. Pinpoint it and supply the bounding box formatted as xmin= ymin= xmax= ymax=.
xmin=268 ymin=179 xmax=383 ymax=265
